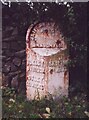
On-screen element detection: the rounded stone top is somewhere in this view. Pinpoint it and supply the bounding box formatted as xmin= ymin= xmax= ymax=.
xmin=26 ymin=22 xmax=67 ymax=56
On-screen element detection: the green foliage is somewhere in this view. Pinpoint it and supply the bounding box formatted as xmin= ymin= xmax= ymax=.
xmin=2 ymin=87 xmax=88 ymax=118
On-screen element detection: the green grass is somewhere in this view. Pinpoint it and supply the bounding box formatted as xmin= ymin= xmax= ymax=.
xmin=2 ymin=86 xmax=88 ymax=118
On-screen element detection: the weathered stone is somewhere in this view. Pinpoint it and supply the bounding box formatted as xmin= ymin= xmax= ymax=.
xmin=6 ymin=57 xmax=11 ymax=61
xmin=10 ymin=42 xmax=22 ymax=51
xmin=17 ymin=36 xmax=25 ymax=41
xmin=22 ymin=58 xmax=26 ymax=62
xmin=3 ymin=36 xmax=16 ymax=41
xmin=15 ymin=50 xmax=26 ymax=58
xmin=2 ymin=56 xmax=6 ymax=61
xmin=2 ymin=60 xmax=6 ymax=68
xmin=6 ymin=26 xmax=13 ymax=31
xmin=18 ymin=81 xmax=26 ymax=94
xmin=3 ymin=61 xmax=18 ymax=73
xmin=2 ymin=74 xmax=9 ymax=86
xmin=0 ymin=62 xmax=1 ymax=71
xmin=11 ymin=27 xmax=18 ymax=35
xmin=19 ymin=42 xmax=26 ymax=49
xmin=13 ymin=58 xmax=21 ymax=67
xmin=3 ymin=62 xmax=11 ymax=73
xmin=0 ymin=72 xmax=2 ymax=85
xmin=19 ymin=72 xmax=25 ymax=78
xmin=10 ymin=63 xmax=18 ymax=72
xmin=21 ymin=60 xmax=26 ymax=70
xmin=2 ymin=42 xmax=10 ymax=49
xmin=9 ymin=70 xmax=21 ymax=76
xmin=26 ymin=22 xmax=69 ymax=100
xmin=2 ymin=74 xmax=11 ymax=87
xmin=2 ymin=30 xmax=13 ymax=39
xmin=11 ymin=75 xmax=19 ymax=89
xmin=5 ymin=50 xmax=14 ymax=57
xmin=2 ymin=50 xmax=5 ymax=55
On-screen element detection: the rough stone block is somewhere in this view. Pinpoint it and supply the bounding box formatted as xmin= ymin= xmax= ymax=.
xmin=15 ymin=50 xmax=26 ymax=58
xmin=2 ymin=42 xmax=10 ymax=49
xmin=3 ymin=62 xmax=11 ymax=73
xmin=13 ymin=57 xmax=21 ymax=67
xmin=10 ymin=63 xmax=18 ymax=72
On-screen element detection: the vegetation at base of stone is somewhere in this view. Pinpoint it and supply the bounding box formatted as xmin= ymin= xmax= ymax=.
xmin=2 ymin=86 xmax=88 ymax=118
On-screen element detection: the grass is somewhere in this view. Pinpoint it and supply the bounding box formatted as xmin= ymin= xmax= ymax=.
xmin=2 ymin=86 xmax=88 ymax=118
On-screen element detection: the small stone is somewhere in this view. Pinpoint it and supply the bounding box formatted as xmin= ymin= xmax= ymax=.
xmin=15 ymin=50 xmax=26 ymax=58
xmin=13 ymin=58 xmax=21 ymax=67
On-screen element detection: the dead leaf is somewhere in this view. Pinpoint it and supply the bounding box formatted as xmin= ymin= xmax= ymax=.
xmin=84 ymin=111 xmax=89 ymax=117
xmin=46 ymin=107 xmax=51 ymax=114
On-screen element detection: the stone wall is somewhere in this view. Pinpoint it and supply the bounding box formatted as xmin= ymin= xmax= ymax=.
xmin=2 ymin=3 xmax=65 ymax=96
xmin=2 ymin=25 xmax=26 ymax=94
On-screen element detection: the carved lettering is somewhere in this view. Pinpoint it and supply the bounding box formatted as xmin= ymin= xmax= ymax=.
xmin=26 ymin=22 xmax=69 ymax=100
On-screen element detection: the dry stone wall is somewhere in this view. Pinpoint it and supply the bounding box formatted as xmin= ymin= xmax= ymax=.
xmin=2 ymin=25 xmax=26 ymax=94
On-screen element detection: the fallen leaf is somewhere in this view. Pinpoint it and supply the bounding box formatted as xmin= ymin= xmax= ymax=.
xmin=68 ymin=112 xmax=72 ymax=116
xmin=84 ymin=111 xmax=89 ymax=117
xmin=46 ymin=107 xmax=50 ymax=114
xmin=19 ymin=110 xmax=22 ymax=113
xmin=65 ymin=102 xmax=68 ymax=105
xmin=9 ymin=98 xmax=15 ymax=103
xmin=8 ymin=105 xmax=11 ymax=108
